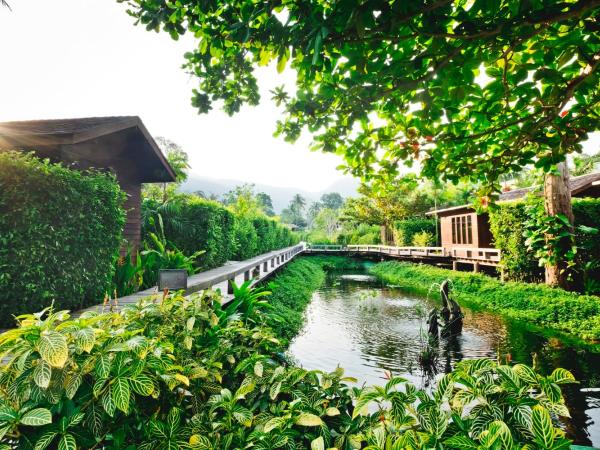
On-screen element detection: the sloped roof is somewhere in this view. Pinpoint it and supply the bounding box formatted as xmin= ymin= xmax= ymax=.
xmin=0 ymin=116 xmax=176 ymax=182
xmin=427 ymin=172 xmax=600 ymax=215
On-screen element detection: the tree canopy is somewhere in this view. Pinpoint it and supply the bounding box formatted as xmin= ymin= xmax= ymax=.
xmin=122 ymin=0 xmax=599 ymax=198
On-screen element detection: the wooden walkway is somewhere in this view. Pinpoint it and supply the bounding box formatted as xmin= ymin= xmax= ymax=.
xmin=304 ymin=244 xmax=501 ymax=271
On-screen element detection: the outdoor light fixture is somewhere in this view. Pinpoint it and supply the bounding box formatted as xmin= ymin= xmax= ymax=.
xmin=158 ymin=269 xmax=188 ymax=291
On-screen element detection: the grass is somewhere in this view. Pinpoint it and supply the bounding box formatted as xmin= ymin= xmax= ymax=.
xmin=262 ymin=256 xmax=364 ymax=343
xmin=370 ymin=261 xmax=600 ymax=350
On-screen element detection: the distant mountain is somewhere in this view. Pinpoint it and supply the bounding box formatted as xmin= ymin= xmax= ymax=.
xmin=180 ymin=175 xmax=359 ymax=212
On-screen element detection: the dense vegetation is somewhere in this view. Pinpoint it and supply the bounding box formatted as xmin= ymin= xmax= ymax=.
xmin=370 ymin=261 xmax=600 ymax=347
xmin=489 ymin=198 xmax=600 ymax=292
xmin=0 ymin=151 xmax=125 ymax=328
xmin=0 ymin=283 xmax=577 ymax=449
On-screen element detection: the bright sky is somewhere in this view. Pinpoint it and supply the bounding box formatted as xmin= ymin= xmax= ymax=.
xmin=0 ymin=0 xmax=347 ymax=191
xmin=0 ymin=1 xmax=597 ymax=191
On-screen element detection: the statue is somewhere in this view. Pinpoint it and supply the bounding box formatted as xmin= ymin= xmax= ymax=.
xmin=439 ymin=280 xmax=463 ymax=336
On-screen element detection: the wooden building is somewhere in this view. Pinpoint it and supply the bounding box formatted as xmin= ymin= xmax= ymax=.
xmin=0 ymin=117 xmax=176 ymax=253
xmin=427 ymin=172 xmax=600 ymax=252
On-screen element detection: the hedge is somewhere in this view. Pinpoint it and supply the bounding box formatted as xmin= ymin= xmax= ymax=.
xmin=393 ymin=217 xmax=438 ymax=246
xmin=142 ymin=197 xmax=298 ymax=269
xmin=370 ymin=261 xmax=600 ymax=347
xmin=0 ymin=151 xmax=126 ymax=327
xmin=489 ymin=198 xmax=600 ymax=286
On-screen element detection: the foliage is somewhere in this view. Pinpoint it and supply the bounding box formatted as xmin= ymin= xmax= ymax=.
xmin=336 ymin=224 xmax=382 ymax=246
xmin=112 ymin=247 xmax=144 ymax=297
xmin=0 ymin=151 xmax=126 ymax=328
xmin=0 ymin=273 xmax=577 ymax=448
xmin=280 ymin=194 xmax=307 ymax=229
xmin=523 ymin=197 xmax=577 ymax=273
xmin=489 ymin=198 xmax=600 ymax=287
xmin=121 ymin=0 xmax=600 ymax=198
xmin=370 ymin=261 xmax=600 ymax=345
xmin=412 ymin=230 xmax=434 ymax=247
xmin=142 ymin=137 xmax=190 ymax=204
xmin=488 ymin=202 xmax=543 ymax=282
xmin=572 ymin=151 xmax=600 ymax=176
xmin=394 ymin=218 xmax=438 ymax=247
xmin=256 ymin=192 xmax=275 ymax=217
xmin=222 ymin=184 xmax=266 ymax=219
xmin=232 ymin=216 xmax=259 ymax=260
xmin=140 ymin=214 xmax=203 ymax=288
xmin=320 ymin=192 xmax=343 ymax=210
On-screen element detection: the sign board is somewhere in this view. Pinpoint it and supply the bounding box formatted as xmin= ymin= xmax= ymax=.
xmin=158 ymin=269 xmax=188 ymax=291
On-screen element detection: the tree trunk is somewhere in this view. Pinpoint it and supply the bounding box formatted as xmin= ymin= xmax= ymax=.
xmin=543 ymin=161 xmax=574 ymax=288
xmin=380 ymin=224 xmax=389 ymax=245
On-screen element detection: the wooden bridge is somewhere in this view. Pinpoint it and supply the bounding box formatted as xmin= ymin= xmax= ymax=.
xmin=304 ymin=244 xmax=501 ymax=272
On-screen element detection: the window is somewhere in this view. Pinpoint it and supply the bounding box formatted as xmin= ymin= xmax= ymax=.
xmin=451 ymin=215 xmax=473 ymax=245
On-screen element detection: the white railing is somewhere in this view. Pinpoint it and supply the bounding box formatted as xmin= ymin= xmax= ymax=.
xmin=306 ymin=244 xmax=500 ymax=263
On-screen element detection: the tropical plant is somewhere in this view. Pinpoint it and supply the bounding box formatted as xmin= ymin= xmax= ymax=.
xmin=412 ymin=230 xmax=433 ymax=247
xmin=112 ymin=246 xmax=144 ymax=297
xmin=0 ymin=279 xmax=578 ymax=449
xmin=141 ymin=214 xmax=203 ymax=288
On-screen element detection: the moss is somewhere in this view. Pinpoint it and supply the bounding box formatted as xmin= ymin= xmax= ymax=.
xmin=370 ymin=261 xmax=600 ymax=351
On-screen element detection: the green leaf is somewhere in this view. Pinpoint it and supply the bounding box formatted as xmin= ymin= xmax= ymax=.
xmin=0 ymin=405 xmax=18 ymax=422
xmin=34 ymin=431 xmax=57 ymax=450
xmin=57 ymin=433 xmax=77 ymax=450
xmin=20 ymin=408 xmax=52 ymax=426
xmin=38 ymin=331 xmax=69 ymax=368
xmin=112 ymin=378 xmax=131 ymax=413
xmin=532 ymin=405 xmax=554 ymax=448
xmin=269 ymin=381 xmax=282 ymax=400
xmin=95 ymin=354 xmax=111 ymax=378
xmin=325 ymin=407 xmax=340 ymax=416
xmin=102 ymin=388 xmax=116 ymax=417
xmin=65 ymin=373 xmax=82 ymax=399
xmin=295 ymin=413 xmax=323 ymax=427
xmin=443 ymin=434 xmax=478 ymax=449
xmin=129 ymin=375 xmax=155 ymax=396
xmin=75 ymin=328 xmax=95 ymax=353
xmin=32 ymin=359 xmax=52 ymax=389
xmin=254 ymin=361 xmax=263 ymax=377
xmin=550 ymin=368 xmax=576 ymax=385
xmin=311 ymin=436 xmax=325 ymax=450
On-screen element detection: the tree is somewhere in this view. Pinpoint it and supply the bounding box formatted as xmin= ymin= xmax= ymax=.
xmin=306 ymin=201 xmax=323 ymax=228
xmin=280 ymin=194 xmax=308 ymax=228
xmin=572 ymin=150 xmax=600 ymax=176
xmin=320 ymin=192 xmax=344 ymax=210
xmin=123 ymin=0 xmax=600 ymax=287
xmin=222 ymin=184 xmax=265 ymax=218
xmin=256 ymin=192 xmax=275 ymax=216
xmin=312 ymin=208 xmax=340 ymax=239
xmin=342 ymin=176 xmax=432 ymax=244
xmin=143 ymin=137 xmax=190 ymax=203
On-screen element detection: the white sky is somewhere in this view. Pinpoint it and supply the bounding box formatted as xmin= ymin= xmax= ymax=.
xmin=0 ymin=0 xmax=347 ymax=191
xmin=0 ymin=1 xmax=597 ymax=191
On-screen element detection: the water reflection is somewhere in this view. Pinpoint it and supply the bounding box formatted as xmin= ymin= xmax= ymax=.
xmin=287 ymin=270 xmax=600 ymax=446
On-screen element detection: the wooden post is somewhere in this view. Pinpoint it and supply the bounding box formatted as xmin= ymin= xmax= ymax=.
xmin=473 ymin=262 xmax=480 ymax=273
xmin=452 ymin=261 xmax=458 ymax=271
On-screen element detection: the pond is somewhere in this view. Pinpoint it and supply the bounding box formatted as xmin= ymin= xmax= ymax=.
xmin=287 ymin=267 xmax=600 ymax=447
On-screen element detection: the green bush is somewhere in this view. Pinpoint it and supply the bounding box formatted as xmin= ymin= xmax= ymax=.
xmin=412 ymin=230 xmax=434 ymax=247
xmin=394 ymin=217 xmax=437 ymax=246
xmin=0 ymin=285 xmax=576 ymax=449
xmin=337 ymin=223 xmax=381 ymax=245
xmin=142 ymin=196 xmax=298 ymax=270
xmin=489 ymin=198 xmax=600 ymax=286
xmin=0 ymin=151 xmax=125 ymax=328
xmin=370 ymin=261 xmax=600 ymax=346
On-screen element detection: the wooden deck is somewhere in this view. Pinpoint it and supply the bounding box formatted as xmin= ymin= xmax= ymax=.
xmin=304 ymin=244 xmax=501 ymax=270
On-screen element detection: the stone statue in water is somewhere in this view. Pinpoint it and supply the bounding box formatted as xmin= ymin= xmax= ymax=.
xmin=428 ymin=280 xmax=463 ymax=338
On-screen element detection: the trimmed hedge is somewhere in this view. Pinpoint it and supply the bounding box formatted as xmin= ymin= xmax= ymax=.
xmin=370 ymin=261 xmax=600 ymax=347
xmin=489 ymin=198 xmax=600 ymax=286
xmin=142 ymin=197 xmax=298 ymax=269
xmin=0 ymin=151 xmax=126 ymax=327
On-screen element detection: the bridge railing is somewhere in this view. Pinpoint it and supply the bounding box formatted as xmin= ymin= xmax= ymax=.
xmin=449 ymin=247 xmax=501 ymax=262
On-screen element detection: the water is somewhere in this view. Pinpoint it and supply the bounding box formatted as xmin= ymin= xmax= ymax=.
xmin=288 ymin=269 xmax=600 ymax=446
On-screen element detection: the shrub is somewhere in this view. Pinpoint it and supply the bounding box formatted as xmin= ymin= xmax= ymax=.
xmin=0 ymin=285 xmax=576 ymax=449
xmin=489 ymin=198 xmax=600 ymax=287
xmin=394 ymin=218 xmax=437 ymax=246
xmin=233 ymin=216 xmax=259 ymax=260
xmin=337 ymin=223 xmax=381 ymax=245
xmin=412 ymin=230 xmax=434 ymax=247
xmin=0 ymin=151 xmax=125 ymax=327
xmin=370 ymin=260 xmax=600 ymax=345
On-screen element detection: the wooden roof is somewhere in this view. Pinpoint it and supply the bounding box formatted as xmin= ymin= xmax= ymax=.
xmin=0 ymin=116 xmax=176 ymax=183
xmin=428 ymin=172 xmax=600 ymax=216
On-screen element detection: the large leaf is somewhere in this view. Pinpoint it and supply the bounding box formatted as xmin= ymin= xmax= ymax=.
xmin=20 ymin=408 xmax=52 ymax=426
xmin=33 ymin=360 xmax=52 ymax=389
xmin=549 ymin=368 xmax=576 ymax=385
xmin=34 ymin=431 xmax=57 ymax=450
xmin=57 ymin=433 xmax=77 ymax=450
xmin=129 ymin=375 xmax=155 ymax=396
xmin=532 ymin=405 xmax=554 ymax=448
xmin=112 ymin=378 xmax=131 ymax=413
xmin=38 ymin=331 xmax=68 ymax=368
xmin=295 ymin=413 xmax=323 ymax=427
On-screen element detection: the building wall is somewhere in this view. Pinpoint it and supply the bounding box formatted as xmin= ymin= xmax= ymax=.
xmin=440 ymin=212 xmax=481 ymax=249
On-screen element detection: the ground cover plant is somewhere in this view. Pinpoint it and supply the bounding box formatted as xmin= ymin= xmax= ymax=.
xmin=370 ymin=261 xmax=600 ymax=347
xmin=0 ymin=281 xmax=577 ymax=449
xmin=0 ymin=151 xmax=126 ymax=328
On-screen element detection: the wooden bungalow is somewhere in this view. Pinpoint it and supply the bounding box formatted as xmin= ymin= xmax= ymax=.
xmin=0 ymin=116 xmax=176 ymax=253
xmin=427 ymin=172 xmax=600 ymax=253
